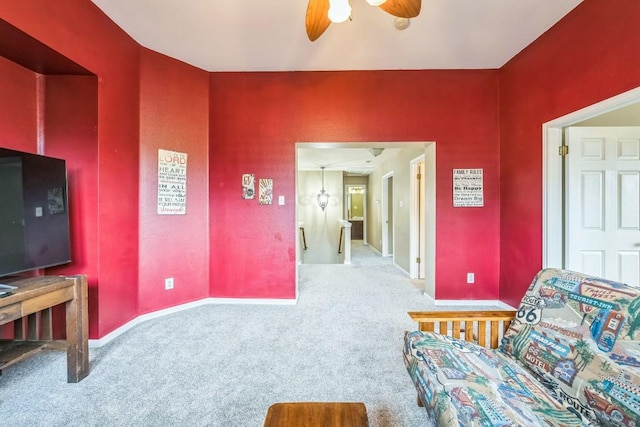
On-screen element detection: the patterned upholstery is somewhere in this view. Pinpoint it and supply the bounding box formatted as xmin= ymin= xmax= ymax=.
xmin=404 ymin=268 xmax=640 ymax=426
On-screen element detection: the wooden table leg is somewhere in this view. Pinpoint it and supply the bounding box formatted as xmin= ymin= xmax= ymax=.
xmin=65 ymin=275 xmax=89 ymax=383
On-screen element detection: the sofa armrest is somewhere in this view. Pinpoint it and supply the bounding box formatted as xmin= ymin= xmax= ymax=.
xmin=408 ymin=310 xmax=516 ymax=349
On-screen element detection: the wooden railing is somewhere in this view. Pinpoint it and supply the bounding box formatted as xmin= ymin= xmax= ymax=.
xmin=408 ymin=310 xmax=517 ymax=349
xmin=299 ymin=227 xmax=307 ymax=251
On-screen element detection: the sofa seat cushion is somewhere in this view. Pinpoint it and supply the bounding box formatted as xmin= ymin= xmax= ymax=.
xmin=404 ymin=330 xmax=587 ymax=427
xmin=500 ymin=269 xmax=640 ymax=426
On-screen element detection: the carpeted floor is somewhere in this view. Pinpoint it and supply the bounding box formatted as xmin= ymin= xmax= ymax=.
xmin=0 ymin=242 xmax=505 ymax=426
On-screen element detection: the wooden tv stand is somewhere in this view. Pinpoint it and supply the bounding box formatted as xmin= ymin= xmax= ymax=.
xmin=0 ymin=275 xmax=89 ymax=382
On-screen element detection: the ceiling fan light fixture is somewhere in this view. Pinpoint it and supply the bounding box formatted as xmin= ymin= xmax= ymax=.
xmin=306 ymin=0 xmax=421 ymax=41
xmin=328 ymin=0 xmax=352 ymax=23
xmin=394 ymin=17 xmax=411 ymax=30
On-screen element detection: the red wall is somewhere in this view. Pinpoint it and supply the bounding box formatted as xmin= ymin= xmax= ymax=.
xmin=0 ymin=56 xmax=36 ymax=151
xmin=499 ymin=0 xmax=640 ymax=306
xmin=0 ymin=1 xmax=140 ymax=337
xmin=209 ymin=71 xmax=501 ymax=300
xmin=42 ymin=75 xmax=99 ymax=337
xmin=4 ymin=0 xmax=635 ymax=339
xmin=138 ymin=48 xmax=210 ymax=313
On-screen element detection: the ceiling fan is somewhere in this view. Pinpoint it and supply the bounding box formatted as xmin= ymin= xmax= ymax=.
xmin=306 ymin=0 xmax=421 ymax=41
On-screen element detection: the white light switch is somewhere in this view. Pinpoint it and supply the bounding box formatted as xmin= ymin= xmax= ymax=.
xmin=278 ymin=196 xmax=285 ymax=205
xmin=35 ymin=207 xmax=43 ymax=217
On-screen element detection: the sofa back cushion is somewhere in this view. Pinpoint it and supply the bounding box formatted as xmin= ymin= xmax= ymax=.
xmin=500 ymin=268 xmax=640 ymax=426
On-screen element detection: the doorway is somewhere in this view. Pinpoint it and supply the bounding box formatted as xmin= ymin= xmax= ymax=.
xmin=381 ymin=172 xmax=394 ymax=258
xmin=543 ymin=86 xmax=640 ymax=287
xmin=295 ymin=141 xmax=437 ymax=298
xmin=345 ymin=185 xmax=366 ymax=242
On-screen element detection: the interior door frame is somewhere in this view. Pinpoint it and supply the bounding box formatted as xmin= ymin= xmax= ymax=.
xmin=542 ymin=86 xmax=640 ymax=268
xmin=410 ymin=154 xmax=425 ymax=279
xmin=381 ymin=171 xmax=394 ymax=258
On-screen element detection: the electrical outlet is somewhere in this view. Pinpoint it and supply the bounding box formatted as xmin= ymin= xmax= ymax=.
xmin=165 ymin=277 xmax=174 ymax=290
xmin=466 ymin=272 xmax=475 ymax=284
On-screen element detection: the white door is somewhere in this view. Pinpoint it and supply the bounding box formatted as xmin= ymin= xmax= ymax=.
xmin=410 ymin=157 xmax=426 ymax=279
xmin=566 ymin=126 xmax=640 ymax=287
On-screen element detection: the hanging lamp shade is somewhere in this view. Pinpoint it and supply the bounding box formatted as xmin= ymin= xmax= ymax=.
xmin=317 ymin=167 xmax=330 ymax=211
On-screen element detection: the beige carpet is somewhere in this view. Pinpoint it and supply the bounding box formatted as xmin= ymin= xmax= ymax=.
xmin=0 ymin=242 xmax=506 ymax=426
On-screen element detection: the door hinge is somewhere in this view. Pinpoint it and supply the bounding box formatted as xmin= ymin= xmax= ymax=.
xmin=416 ymin=173 xmax=421 ymax=180
xmin=558 ymin=145 xmax=569 ymax=156
xmin=416 ymin=257 xmax=421 ymax=264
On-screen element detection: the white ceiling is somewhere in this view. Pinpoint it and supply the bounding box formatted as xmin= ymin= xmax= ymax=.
xmin=90 ymin=0 xmax=583 ymax=174
xmin=91 ymin=0 xmax=583 ymax=72
xmin=298 ymin=147 xmax=404 ymax=174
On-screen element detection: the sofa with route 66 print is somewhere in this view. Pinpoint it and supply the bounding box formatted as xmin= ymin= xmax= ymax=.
xmin=403 ymin=268 xmax=640 ymax=426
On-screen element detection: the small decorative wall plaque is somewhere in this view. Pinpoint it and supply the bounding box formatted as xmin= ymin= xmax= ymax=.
xmin=453 ymin=168 xmax=483 ymax=207
xmin=157 ymin=149 xmax=188 ymax=215
xmin=259 ymin=178 xmax=273 ymax=205
xmin=242 ymin=174 xmax=255 ymax=199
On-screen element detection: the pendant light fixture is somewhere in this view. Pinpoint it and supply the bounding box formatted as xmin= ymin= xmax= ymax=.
xmin=317 ymin=166 xmax=330 ymax=211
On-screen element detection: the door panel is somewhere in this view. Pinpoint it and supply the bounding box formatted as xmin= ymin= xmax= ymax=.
xmin=566 ymin=126 xmax=640 ymax=287
xmin=387 ymin=176 xmax=394 ymax=256
xmin=418 ymin=161 xmax=425 ymax=278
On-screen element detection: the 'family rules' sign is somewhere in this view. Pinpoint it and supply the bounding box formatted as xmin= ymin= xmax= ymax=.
xmin=158 ymin=149 xmax=187 ymax=215
xmin=453 ymin=168 xmax=483 ymax=207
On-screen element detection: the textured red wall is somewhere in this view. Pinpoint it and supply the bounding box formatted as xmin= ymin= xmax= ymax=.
xmin=9 ymin=0 xmax=630 ymax=336
xmin=210 ymin=71 xmax=501 ymax=300
xmin=0 ymin=56 xmax=36 ymax=151
xmin=139 ymin=49 xmax=210 ymax=313
xmin=0 ymin=1 xmax=141 ymax=337
xmin=499 ymin=0 xmax=640 ymax=306
xmin=43 ymin=75 xmax=99 ymax=337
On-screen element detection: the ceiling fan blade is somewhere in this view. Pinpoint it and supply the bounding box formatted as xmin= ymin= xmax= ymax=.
xmin=306 ymin=0 xmax=331 ymax=41
xmin=379 ymin=0 xmax=421 ymax=18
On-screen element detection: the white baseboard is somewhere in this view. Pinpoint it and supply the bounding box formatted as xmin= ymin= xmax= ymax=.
xmin=431 ymin=299 xmax=517 ymax=310
xmin=89 ymin=296 xmax=297 ymax=349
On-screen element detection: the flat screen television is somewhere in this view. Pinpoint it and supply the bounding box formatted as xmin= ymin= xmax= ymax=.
xmin=0 ymin=147 xmax=71 ymax=278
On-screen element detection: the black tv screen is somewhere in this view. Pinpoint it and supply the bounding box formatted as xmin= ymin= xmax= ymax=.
xmin=0 ymin=148 xmax=71 ymax=277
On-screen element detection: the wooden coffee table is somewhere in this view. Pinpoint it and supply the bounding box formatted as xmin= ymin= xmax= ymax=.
xmin=264 ymin=402 xmax=368 ymax=427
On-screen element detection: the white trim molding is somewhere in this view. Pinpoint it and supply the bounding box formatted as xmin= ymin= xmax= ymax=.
xmin=433 ymin=299 xmax=517 ymax=310
xmin=89 ymin=297 xmax=297 ymax=348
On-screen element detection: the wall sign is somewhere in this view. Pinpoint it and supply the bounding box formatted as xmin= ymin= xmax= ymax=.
xmin=259 ymin=178 xmax=273 ymax=205
xmin=453 ymin=168 xmax=483 ymax=207
xmin=158 ymin=149 xmax=188 ymax=215
xmin=242 ymin=174 xmax=255 ymax=199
